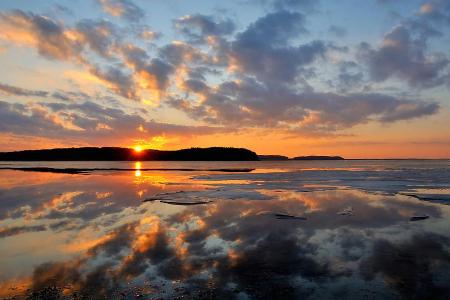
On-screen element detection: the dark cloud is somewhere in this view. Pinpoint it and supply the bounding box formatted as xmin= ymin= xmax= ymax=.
xmin=144 ymin=58 xmax=175 ymax=92
xmin=357 ymin=1 xmax=450 ymax=90
xmin=328 ymin=61 xmax=365 ymax=92
xmin=418 ymin=0 xmax=450 ymax=25
xmin=359 ymin=25 xmax=450 ymax=88
xmin=75 ymin=19 xmax=118 ymax=57
xmin=229 ymin=10 xmax=327 ymax=84
xmin=162 ymin=9 xmax=440 ymax=131
xmin=119 ymin=44 xmax=175 ymax=96
xmin=98 ymin=0 xmax=145 ymax=21
xmin=51 ymin=90 xmax=90 ymax=102
xmin=0 ymin=5 xmax=445 ymax=139
xmin=169 ymin=76 xmax=439 ymax=129
xmin=0 ymin=224 xmax=47 ymax=238
xmin=135 ymin=25 xmax=161 ymax=40
xmin=0 ymin=10 xmax=83 ymax=61
xmin=254 ymin=0 xmax=318 ymax=11
xmin=328 ymin=25 xmax=347 ymax=37
xmin=0 ymin=101 xmax=68 ymax=136
xmin=0 ymin=100 xmax=230 ymax=144
xmin=174 ymin=14 xmax=235 ymax=43
xmin=0 ymin=83 xmax=98 ymax=103
xmin=159 ymin=42 xmax=208 ymax=66
xmin=0 ymin=82 xmax=48 ymax=97
xmin=0 ymin=10 xmax=139 ymax=99
xmin=88 ymin=63 xmax=138 ymax=100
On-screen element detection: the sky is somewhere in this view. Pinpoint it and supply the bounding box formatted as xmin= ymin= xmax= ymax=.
xmin=0 ymin=0 xmax=449 ymax=158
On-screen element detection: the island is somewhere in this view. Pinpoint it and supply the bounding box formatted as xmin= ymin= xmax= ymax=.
xmin=291 ymin=155 xmax=344 ymax=160
xmin=0 ymin=147 xmax=259 ymax=161
xmin=258 ymin=155 xmax=290 ymax=160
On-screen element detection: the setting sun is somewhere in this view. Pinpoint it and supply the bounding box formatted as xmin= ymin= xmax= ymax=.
xmin=134 ymin=146 xmax=142 ymax=153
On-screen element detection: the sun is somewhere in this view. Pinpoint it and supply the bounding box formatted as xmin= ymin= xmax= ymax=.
xmin=134 ymin=146 xmax=142 ymax=152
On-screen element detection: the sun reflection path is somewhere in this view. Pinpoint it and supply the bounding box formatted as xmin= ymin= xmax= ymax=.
xmin=135 ymin=161 xmax=141 ymax=177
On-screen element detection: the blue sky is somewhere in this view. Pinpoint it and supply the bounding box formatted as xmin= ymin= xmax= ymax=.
xmin=0 ymin=0 xmax=449 ymax=157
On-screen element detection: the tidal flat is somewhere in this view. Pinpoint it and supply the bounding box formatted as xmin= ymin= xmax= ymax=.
xmin=0 ymin=160 xmax=449 ymax=299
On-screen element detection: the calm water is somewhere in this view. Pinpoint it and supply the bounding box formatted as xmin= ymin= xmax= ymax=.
xmin=0 ymin=160 xmax=450 ymax=299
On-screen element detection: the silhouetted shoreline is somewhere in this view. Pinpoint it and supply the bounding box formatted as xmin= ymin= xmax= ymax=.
xmin=0 ymin=147 xmax=351 ymax=161
xmin=258 ymin=155 xmax=289 ymax=160
xmin=259 ymin=155 xmax=344 ymax=160
xmin=0 ymin=147 xmax=259 ymax=161
xmin=292 ymin=155 xmax=344 ymax=160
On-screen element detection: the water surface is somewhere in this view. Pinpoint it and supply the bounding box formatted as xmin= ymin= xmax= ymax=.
xmin=0 ymin=160 xmax=449 ymax=299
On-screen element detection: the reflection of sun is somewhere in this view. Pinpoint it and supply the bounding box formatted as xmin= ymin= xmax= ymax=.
xmin=135 ymin=161 xmax=142 ymax=177
xmin=134 ymin=146 xmax=142 ymax=152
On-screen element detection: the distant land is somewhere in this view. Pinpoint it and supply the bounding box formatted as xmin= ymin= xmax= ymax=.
xmin=292 ymin=155 xmax=344 ymax=160
xmin=0 ymin=147 xmax=347 ymax=161
xmin=0 ymin=147 xmax=259 ymax=161
xmin=259 ymin=155 xmax=344 ymax=160
xmin=258 ymin=155 xmax=289 ymax=160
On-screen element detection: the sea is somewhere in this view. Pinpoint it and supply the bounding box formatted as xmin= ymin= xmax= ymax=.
xmin=0 ymin=160 xmax=449 ymax=299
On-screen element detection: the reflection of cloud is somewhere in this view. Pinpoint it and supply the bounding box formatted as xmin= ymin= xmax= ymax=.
xmin=2 ymin=185 xmax=449 ymax=298
xmin=360 ymin=233 xmax=450 ymax=299
xmin=1 ymin=167 xmax=448 ymax=299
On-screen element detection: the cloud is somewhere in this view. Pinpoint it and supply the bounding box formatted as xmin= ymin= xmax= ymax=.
xmin=359 ymin=25 xmax=450 ymax=88
xmin=0 ymin=101 xmax=74 ymax=136
xmin=0 ymin=10 xmax=83 ymax=61
xmin=119 ymin=44 xmax=175 ymax=100
xmin=75 ymin=19 xmax=118 ymax=57
xmin=159 ymin=42 xmax=210 ymax=66
xmin=254 ymin=0 xmax=318 ymax=11
xmin=0 ymin=224 xmax=47 ymax=238
xmin=87 ymin=63 xmax=138 ymax=100
xmin=328 ymin=61 xmax=365 ymax=92
xmin=0 ymin=10 xmax=139 ymax=99
xmin=0 ymin=100 xmax=229 ymax=145
xmin=98 ymin=0 xmax=145 ymax=21
xmin=229 ymin=10 xmax=326 ymax=84
xmin=0 ymin=10 xmax=160 ymax=101
xmin=0 ymin=82 xmax=48 ymax=97
xmin=138 ymin=27 xmax=161 ymax=40
xmin=174 ymin=14 xmax=235 ymax=43
xmin=328 ymin=25 xmax=347 ymax=37
xmin=169 ymin=76 xmax=439 ymax=130
xmin=51 ymin=90 xmax=90 ymax=102
xmin=418 ymin=0 xmax=450 ymax=24
xmin=0 ymin=6 xmax=444 ymax=142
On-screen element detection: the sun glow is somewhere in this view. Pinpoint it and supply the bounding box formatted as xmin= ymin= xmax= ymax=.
xmin=134 ymin=146 xmax=142 ymax=152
